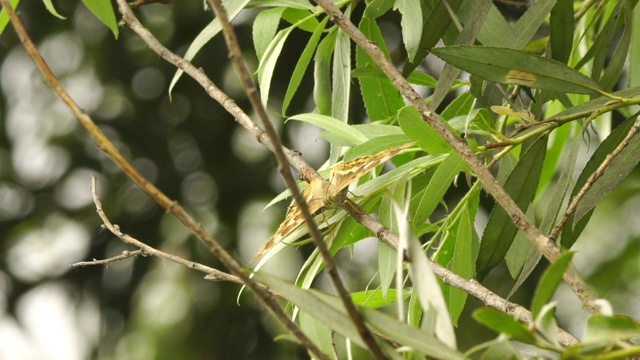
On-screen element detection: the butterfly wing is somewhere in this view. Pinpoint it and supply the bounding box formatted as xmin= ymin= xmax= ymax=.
xmin=328 ymin=142 xmax=414 ymax=195
xmin=252 ymin=178 xmax=329 ymax=261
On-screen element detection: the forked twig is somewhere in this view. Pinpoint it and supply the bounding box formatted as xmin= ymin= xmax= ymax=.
xmin=0 ymin=2 xmax=327 ymax=358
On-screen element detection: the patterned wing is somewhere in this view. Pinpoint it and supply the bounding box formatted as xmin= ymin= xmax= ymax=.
xmin=252 ymin=178 xmax=329 ymax=261
xmin=327 ymin=142 xmax=415 ymax=195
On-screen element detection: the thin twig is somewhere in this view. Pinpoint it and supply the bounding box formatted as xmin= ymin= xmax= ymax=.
xmin=70 ymin=249 xmax=146 ymax=269
xmin=312 ymin=0 xmax=598 ymax=313
xmin=204 ymin=0 xmax=384 ymax=357
xmin=0 ymin=2 xmax=327 ymax=358
xmin=549 ymin=120 xmax=640 ymax=242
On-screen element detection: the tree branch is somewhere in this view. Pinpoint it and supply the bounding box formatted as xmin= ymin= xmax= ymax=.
xmin=311 ymin=0 xmax=599 ymax=313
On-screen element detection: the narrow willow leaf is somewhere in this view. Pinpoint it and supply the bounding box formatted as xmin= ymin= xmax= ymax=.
xmin=431 ymin=46 xmax=603 ymax=95
xmin=531 ymin=252 xmax=574 ymax=318
xmin=282 ymin=8 xmax=319 ymax=32
xmin=394 ymin=0 xmax=422 ymax=61
xmin=552 ymin=87 xmax=640 ymax=120
xmin=435 ymin=188 xmax=479 ymax=326
xmin=550 ymin=0 xmax=574 ymax=63
xmin=397 ymin=203 xmax=456 ymax=349
xmin=364 ymin=0 xmax=395 ymax=18
xmin=357 ymin=18 xmax=404 ymax=121
xmin=258 ymin=27 xmax=294 ymax=108
xmin=168 ymin=0 xmax=250 ymax=95
xmin=510 ymin=0 xmax=557 ymax=49
xmin=247 ymin=0 xmax=315 ymax=10
xmin=352 ymin=65 xmax=438 ymax=88
xmin=463 ymin=1 xmax=513 ymax=47
xmin=476 ymin=136 xmax=547 ymax=281
xmin=431 ymin=0 xmax=492 ymax=110
xmin=632 ymin=2 xmax=640 ymax=87
xmin=505 ymin=206 xmax=537 ymax=280
xmin=583 ymin=315 xmax=640 ymax=343
xmin=314 ymin=28 xmax=337 ymax=115
xmin=574 ymin=116 xmax=640 ymax=223
xmin=535 ymin=302 xmax=560 ymax=346
xmin=588 ymin=2 xmax=626 ymax=84
xmin=441 ymin=91 xmax=474 ymax=120
xmin=332 ymin=20 xmax=351 ymax=121
xmin=253 ymin=7 xmax=285 ymax=61
xmin=398 ymin=106 xmax=452 ymax=155
xmin=473 ymin=308 xmax=537 ymax=344
xmin=351 ymin=289 xmax=409 ymax=308
xmin=600 ymin=2 xmax=633 ymax=91
xmin=43 ymin=0 xmax=65 ymax=19
xmin=0 ymin=0 xmax=19 ymax=35
xmin=82 ymin=0 xmax=118 ymax=38
xmin=403 ymin=0 xmax=463 ymax=75
xmin=412 ymin=151 xmax=465 ymax=225
xmin=299 ymin=311 xmax=334 ymax=357
xmin=282 ymin=17 xmax=329 ymax=116
xmin=256 ymin=272 xmax=464 ymax=359
xmin=378 ymin=242 xmax=396 ymax=301
xmin=562 ymin=115 xmax=638 ymax=248
xmin=288 ymin=113 xmax=368 ymax=145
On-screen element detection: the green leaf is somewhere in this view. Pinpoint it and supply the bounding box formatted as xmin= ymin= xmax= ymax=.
xmin=584 ymin=315 xmax=640 ymax=343
xmin=398 ymin=203 xmax=456 ymax=348
xmin=258 ymin=27 xmax=294 ymax=108
xmin=281 ymin=8 xmax=319 ymax=32
xmin=314 ymin=27 xmax=337 ymax=115
xmin=505 ymin=207 xmax=537 ymax=279
xmin=351 ymin=289 xmax=410 ymax=308
xmin=247 ymin=0 xmax=315 ymax=10
xmin=168 ymin=0 xmax=250 ymax=95
xmin=282 ymin=17 xmax=329 ymax=116
xmin=412 ymin=151 xmax=465 ymax=225
xmin=332 ymin=21 xmax=351 ymax=121
xmin=377 ymin=242 xmax=396 ymax=301
xmin=550 ymin=0 xmax=574 ymax=63
xmin=253 ymin=7 xmax=285 ymax=61
xmin=535 ymin=302 xmax=559 ymax=346
xmin=288 ymin=113 xmax=368 ymax=145
xmin=398 ymin=106 xmax=452 ymax=155
xmin=431 ymin=46 xmax=603 ymax=95
xmin=574 ymin=115 xmax=640 ymax=223
xmin=440 ymin=91 xmax=474 ymax=121
xmin=435 ymin=188 xmax=480 ymax=326
xmin=531 ymin=252 xmax=574 ymax=318
xmin=352 ymin=65 xmax=438 ymax=88
xmin=510 ymin=0 xmax=557 ymax=49
xmin=299 ymin=311 xmax=334 ymax=357
xmin=600 ymin=1 xmax=633 ymax=91
xmin=562 ymin=115 xmax=639 ymax=248
xmin=476 ymin=136 xmax=548 ymax=281
xmin=82 ymin=0 xmax=118 ymax=38
xmin=431 ymin=0 xmax=492 ymax=110
xmin=364 ymin=0 xmax=395 ymax=18
xmin=255 ymin=272 xmax=464 ymax=359
xmin=394 ymin=0 xmax=422 ymax=61
xmin=42 ymin=0 xmax=65 ymax=19
xmin=473 ymin=308 xmax=537 ymax=344
xmin=357 ymin=17 xmax=404 ymax=121
xmin=0 ymin=0 xmax=19 ymax=35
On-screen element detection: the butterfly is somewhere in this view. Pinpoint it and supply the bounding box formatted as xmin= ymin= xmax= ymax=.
xmin=252 ymin=142 xmax=415 ymax=261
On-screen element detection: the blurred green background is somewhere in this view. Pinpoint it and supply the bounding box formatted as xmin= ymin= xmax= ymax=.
xmin=1 ymin=1 xmax=640 ymax=359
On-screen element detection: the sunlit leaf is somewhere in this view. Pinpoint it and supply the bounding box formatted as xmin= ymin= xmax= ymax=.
xmin=82 ymin=0 xmax=118 ymax=38
xmin=42 ymin=0 xmax=65 ymax=19
xmin=473 ymin=308 xmax=536 ymax=344
xmin=253 ymin=7 xmax=285 ymax=61
xmin=394 ymin=0 xmax=422 ymax=61
xmin=398 ymin=106 xmax=452 ymax=155
xmin=288 ymin=113 xmax=368 ymax=145
xmin=0 ymin=0 xmax=19 ymax=35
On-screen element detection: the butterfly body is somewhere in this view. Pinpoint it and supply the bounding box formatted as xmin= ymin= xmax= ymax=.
xmin=252 ymin=142 xmax=414 ymax=261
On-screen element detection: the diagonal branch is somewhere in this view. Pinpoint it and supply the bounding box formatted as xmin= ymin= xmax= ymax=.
xmin=203 ymin=0 xmax=384 ymax=357
xmin=0 ymin=2 xmax=328 ymax=358
xmin=311 ymin=0 xmax=599 ymax=314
